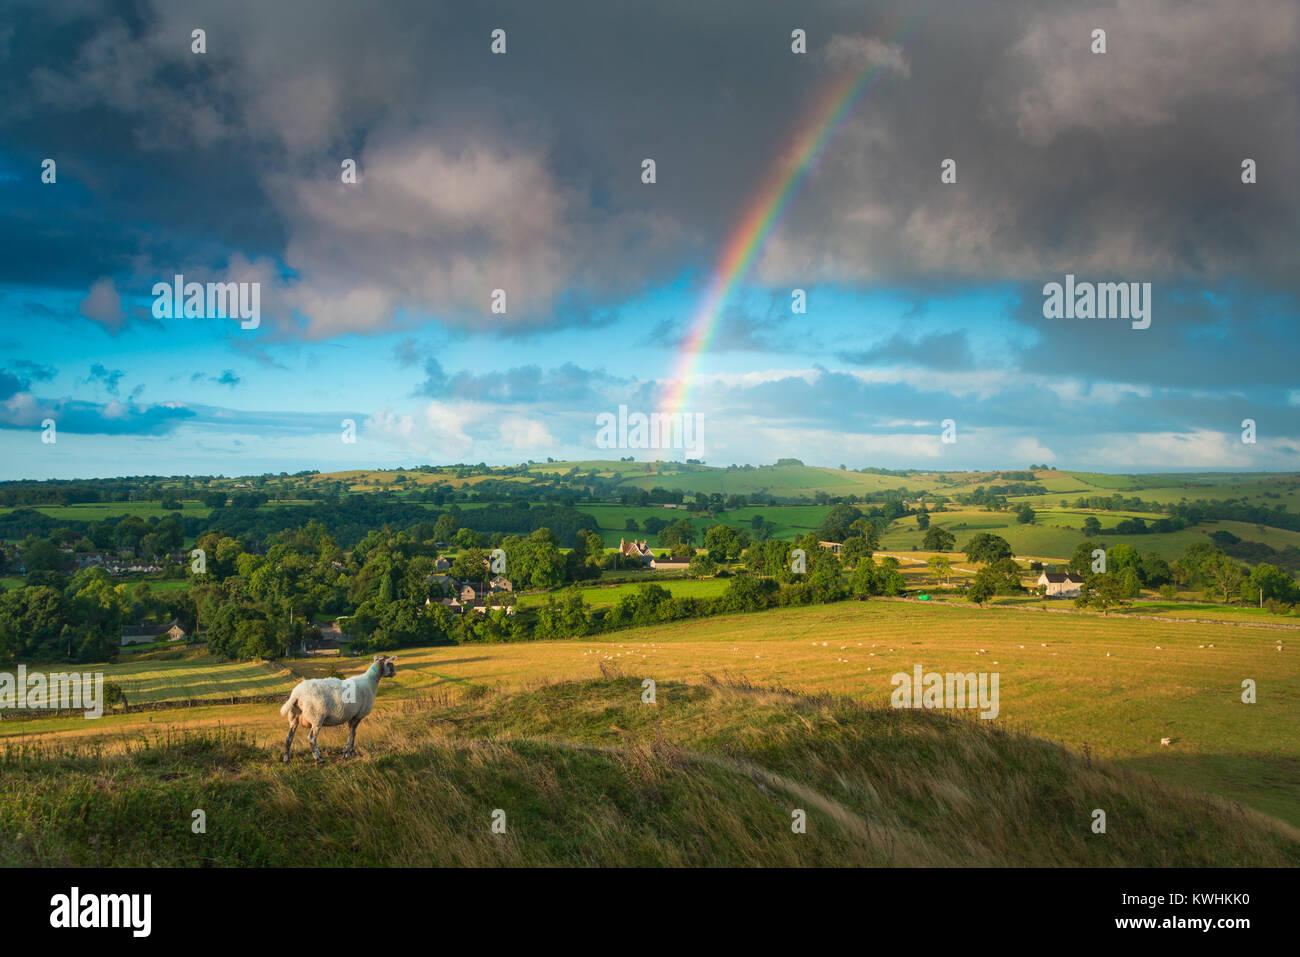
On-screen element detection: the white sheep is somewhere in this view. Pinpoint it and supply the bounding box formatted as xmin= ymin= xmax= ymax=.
xmin=280 ymin=655 xmax=397 ymax=763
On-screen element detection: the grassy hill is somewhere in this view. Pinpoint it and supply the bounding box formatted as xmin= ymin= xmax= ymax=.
xmin=8 ymin=599 xmax=1297 ymax=826
xmin=2 ymin=674 xmax=1296 ymax=867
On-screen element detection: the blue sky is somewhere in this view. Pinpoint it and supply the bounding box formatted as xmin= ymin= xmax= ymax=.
xmin=1 ymin=0 xmax=1297 ymax=479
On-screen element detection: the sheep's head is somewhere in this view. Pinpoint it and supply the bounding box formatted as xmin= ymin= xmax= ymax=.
xmin=372 ymin=655 xmax=397 ymax=678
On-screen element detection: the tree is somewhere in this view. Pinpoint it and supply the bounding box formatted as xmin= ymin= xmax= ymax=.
xmin=926 ymin=554 xmax=951 ymax=585
xmin=1139 ymin=553 xmax=1173 ymax=587
xmin=916 ymin=509 xmax=930 ymax=531
xmin=658 ymin=519 xmax=696 ymax=548
xmin=839 ymin=536 xmax=873 ymax=567
xmin=1204 ymin=553 xmax=1245 ymax=604
xmin=1082 ymin=515 xmax=1102 ymax=536
xmin=1107 ymin=544 xmax=1141 ymax=576
xmin=967 ymin=574 xmax=995 ymax=605
xmin=688 ymin=552 xmax=718 ymax=578
xmin=1245 ymin=563 xmax=1297 ymax=606
xmin=963 ymin=533 xmax=1013 ymax=564
xmin=1068 ymin=540 xmax=1104 ymax=577
xmin=922 ymin=526 xmax=956 ymax=552
xmin=1015 ymin=505 xmax=1035 ymax=524
xmin=432 ymin=513 xmax=459 ymax=544
xmin=1074 ymin=573 xmax=1130 ymax=614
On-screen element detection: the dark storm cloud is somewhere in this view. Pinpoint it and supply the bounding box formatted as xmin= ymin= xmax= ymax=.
xmin=1 ymin=0 xmax=1292 ymax=340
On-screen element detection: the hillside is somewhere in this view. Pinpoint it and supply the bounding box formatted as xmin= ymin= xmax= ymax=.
xmin=2 ymin=674 xmax=1295 ymax=867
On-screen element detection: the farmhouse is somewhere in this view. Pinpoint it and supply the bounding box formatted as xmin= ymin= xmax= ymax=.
xmin=818 ymin=541 xmax=843 ymax=554
xmin=619 ymin=539 xmax=656 ymax=566
xmin=490 ymin=575 xmax=513 ymax=592
xmin=1037 ymin=571 xmax=1084 ymax=598
xmin=120 ymin=620 xmax=187 ymax=646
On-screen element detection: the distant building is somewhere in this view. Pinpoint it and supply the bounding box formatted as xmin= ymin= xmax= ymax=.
xmin=120 ymin=620 xmax=187 ymax=646
xmin=818 ymin=541 xmax=843 ymax=555
xmin=1037 ymin=571 xmax=1084 ymax=598
xmin=650 ymin=559 xmax=691 ymax=571
xmin=619 ymin=539 xmax=655 ymax=566
xmin=490 ymin=575 xmax=513 ymax=592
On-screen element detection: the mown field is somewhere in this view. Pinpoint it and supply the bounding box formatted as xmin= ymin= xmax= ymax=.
xmin=7 ymin=600 xmax=1297 ymax=832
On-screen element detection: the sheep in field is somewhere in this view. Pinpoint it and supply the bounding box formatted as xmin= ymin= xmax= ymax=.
xmin=280 ymin=655 xmax=397 ymax=763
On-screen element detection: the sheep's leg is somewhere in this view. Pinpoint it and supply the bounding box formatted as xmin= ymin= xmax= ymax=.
xmin=282 ymin=714 xmax=299 ymax=763
xmin=308 ymin=723 xmax=324 ymax=764
xmin=343 ymin=716 xmax=361 ymax=758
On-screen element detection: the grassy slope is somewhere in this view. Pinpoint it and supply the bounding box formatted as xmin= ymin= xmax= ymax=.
xmin=8 ymin=600 xmax=1297 ymax=826
xmin=2 ymin=675 xmax=1295 ymax=867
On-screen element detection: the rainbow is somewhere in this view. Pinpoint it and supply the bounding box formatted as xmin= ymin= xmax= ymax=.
xmin=658 ymin=26 xmax=919 ymax=422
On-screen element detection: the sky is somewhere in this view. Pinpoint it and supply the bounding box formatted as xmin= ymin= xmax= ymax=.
xmin=0 ymin=0 xmax=1297 ymax=480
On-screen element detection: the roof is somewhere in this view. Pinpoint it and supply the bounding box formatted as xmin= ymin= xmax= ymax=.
xmin=1041 ymin=572 xmax=1084 ymax=583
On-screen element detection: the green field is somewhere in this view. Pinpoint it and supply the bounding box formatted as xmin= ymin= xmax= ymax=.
xmin=0 ymin=502 xmax=211 ymax=521
xmin=96 ymin=652 xmax=291 ymax=706
xmin=514 ymin=577 xmax=731 ymax=609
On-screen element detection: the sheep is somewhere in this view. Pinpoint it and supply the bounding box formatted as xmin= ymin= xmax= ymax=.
xmin=280 ymin=655 xmax=397 ymax=764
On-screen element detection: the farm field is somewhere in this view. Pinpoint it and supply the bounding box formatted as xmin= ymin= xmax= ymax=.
xmin=10 ymin=600 xmax=1297 ymax=828
xmin=513 ymin=577 xmax=731 ymax=609
xmin=882 ymin=511 xmax=1300 ymax=563
xmin=103 ymin=653 xmax=293 ymax=705
xmin=0 ymin=502 xmax=211 ymax=521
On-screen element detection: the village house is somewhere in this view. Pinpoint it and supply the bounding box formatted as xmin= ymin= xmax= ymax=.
xmin=1037 ymin=571 xmax=1085 ymax=598
xmin=120 ymin=620 xmax=187 ymax=646
xmin=434 ymin=556 xmax=452 ymax=570
xmin=427 ymin=596 xmax=464 ymax=614
xmin=619 ymin=538 xmax=656 ymax=566
xmin=490 ymin=575 xmax=513 ymax=592
xmin=459 ymin=581 xmax=508 ymax=602
xmin=470 ymin=600 xmax=515 ymax=615
xmin=818 ymin=541 xmax=843 ymax=555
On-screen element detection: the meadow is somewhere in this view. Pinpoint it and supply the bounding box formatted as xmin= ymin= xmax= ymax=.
xmin=6 ymin=599 xmax=1296 ymax=831
xmin=2 ymin=673 xmax=1295 ymax=867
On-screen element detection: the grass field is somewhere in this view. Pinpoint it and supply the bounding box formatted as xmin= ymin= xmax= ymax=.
xmin=2 ymin=673 xmax=1295 ymax=867
xmin=8 ymin=600 xmax=1297 ymax=831
xmin=514 ymin=577 xmax=731 ymax=609
xmin=0 ymin=502 xmax=211 ymax=521
xmin=97 ymin=651 xmax=292 ymax=706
